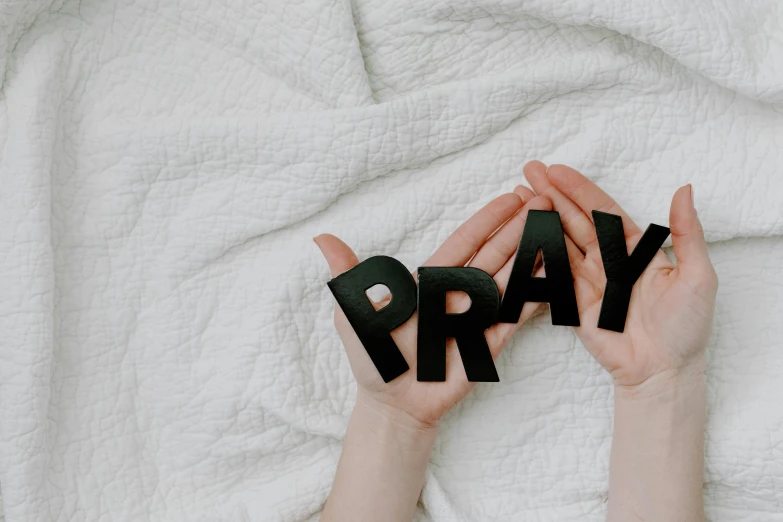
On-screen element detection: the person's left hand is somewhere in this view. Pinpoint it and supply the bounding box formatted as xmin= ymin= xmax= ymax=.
xmin=522 ymin=161 xmax=718 ymax=391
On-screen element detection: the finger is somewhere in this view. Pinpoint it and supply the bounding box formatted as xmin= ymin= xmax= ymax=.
xmin=522 ymin=160 xmax=552 ymax=195
xmin=545 ymin=164 xmax=642 ymax=238
xmin=484 ymin=256 xmax=545 ymax=354
xmin=547 ymin=165 xmax=674 ymax=273
xmin=469 ymin=195 xmax=552 ymax=276
xmin=485 ymin=299 xmax=542 ymax=357
xmin=488 ymin=222 xmax=598 ymax=339
xmin=313 ymin=234 xmax=360 ymax=277
xmin=487 ymin=211 xmax=582 ymax=299
xmin=562 ymin=232 xmax=607 ymax=314
xmin=669 ymin=185 xmax=717 ymax=286
xmin=513 ymin=184 xmax=536 ymax=201
xmin=492 ymin=231 xmax=587 ymax=304
xmin=313 ymin=235 xmax=363 ymax=336
xmin=523 ymin=161 xmax=595 ymax=255
xmin=562 ymin=233 xmax=587 ymax=279
xmin=423 ymin=193 xmax=523 ymax=267
xmin=486 ymin=231 xmax=597 ymax=354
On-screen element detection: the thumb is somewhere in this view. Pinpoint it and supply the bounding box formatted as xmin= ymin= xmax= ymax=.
xmin=669 ymin=185 xmax=714 ymax=282
xmin=313 ymin=233 xmax=360 ymax=277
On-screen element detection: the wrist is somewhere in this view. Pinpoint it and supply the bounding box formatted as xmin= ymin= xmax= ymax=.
xmin=352 ymin=392 xmax=439 ymax=451
xmin=322 ymin=392 xmax=438 ymax=521
xmin=608 ymin=360 xmax=707 ymax=522
xmin=614 ymin=357 xmax=706 ymax=404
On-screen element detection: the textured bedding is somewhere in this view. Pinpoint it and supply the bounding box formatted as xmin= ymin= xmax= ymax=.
xmin=1 ymin=0 xmax=783 ymax=520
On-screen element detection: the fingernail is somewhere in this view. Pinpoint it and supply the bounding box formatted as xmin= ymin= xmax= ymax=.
xmin=512 ymin=186 xmax=526 ymax=204
xmin=688 ymin=184 xmax=695 ymax=208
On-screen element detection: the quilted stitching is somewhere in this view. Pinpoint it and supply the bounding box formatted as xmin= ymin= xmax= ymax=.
xmin=1 ymin=0 xmax=782 ymax=520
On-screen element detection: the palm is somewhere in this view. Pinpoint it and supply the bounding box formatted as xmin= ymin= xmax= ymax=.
xmin=318 ymin=190 xmax=551 ymax=426
xmin=337 ymin=310 xmax=474 ymax=424
xmin=523 ymin=162 xmax=718 ymax=387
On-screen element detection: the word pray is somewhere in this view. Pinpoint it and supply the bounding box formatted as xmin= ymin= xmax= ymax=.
xmin=327 ymin=210 xmax=669 ymax=383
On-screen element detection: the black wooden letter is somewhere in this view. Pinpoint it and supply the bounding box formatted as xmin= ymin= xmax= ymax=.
xmin=592 ymin=210 xmax=671 ymax=332
xmin=498 ymin=210 xmax=580 ymax=326
xmin=417 ymin=267 xmax=500 ymax=382
xmin=327 ymin=255 xmax=417 ymax=382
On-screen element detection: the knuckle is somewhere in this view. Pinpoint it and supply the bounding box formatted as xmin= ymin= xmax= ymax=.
xmin=596 ymin=200 xmax=616 ymax=215
xmin=708 ymin=266 xmax=719 ymax=289
xmin=696 ymin=264 xmax=719 ymax=290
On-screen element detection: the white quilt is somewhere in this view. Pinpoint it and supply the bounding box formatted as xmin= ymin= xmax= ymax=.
xmin=2 ymin=0 xmax=783 ymax=520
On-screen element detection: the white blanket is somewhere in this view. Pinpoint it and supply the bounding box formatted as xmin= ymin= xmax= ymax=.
xmin=2 ymin=0 xmax=783 ymax=520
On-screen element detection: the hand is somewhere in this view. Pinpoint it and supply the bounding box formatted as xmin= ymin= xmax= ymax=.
xmin=523 ymin=161 xmax=716 ymax=521
xmin=315 ymin=189 xmax=551 ymax=429
xmin=523 ymin=161 xmax=718 ymax=390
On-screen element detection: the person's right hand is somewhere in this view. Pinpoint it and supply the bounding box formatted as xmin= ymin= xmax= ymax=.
xmin=522 ymin=161 xmax=718 ymax=391
xmin=315 ymin=189 xmax=551 ymax=430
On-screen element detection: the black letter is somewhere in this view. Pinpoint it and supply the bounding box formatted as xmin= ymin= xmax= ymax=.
xmin=327 ymin=256 xmax=416 ymax=382
xmin=417 ymin=267 xmax=500 ymax=382
xmin=592 ymin=210 xmax=671 ymax=332
xmin=498 ymin=210 xmax=579 ymax=326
